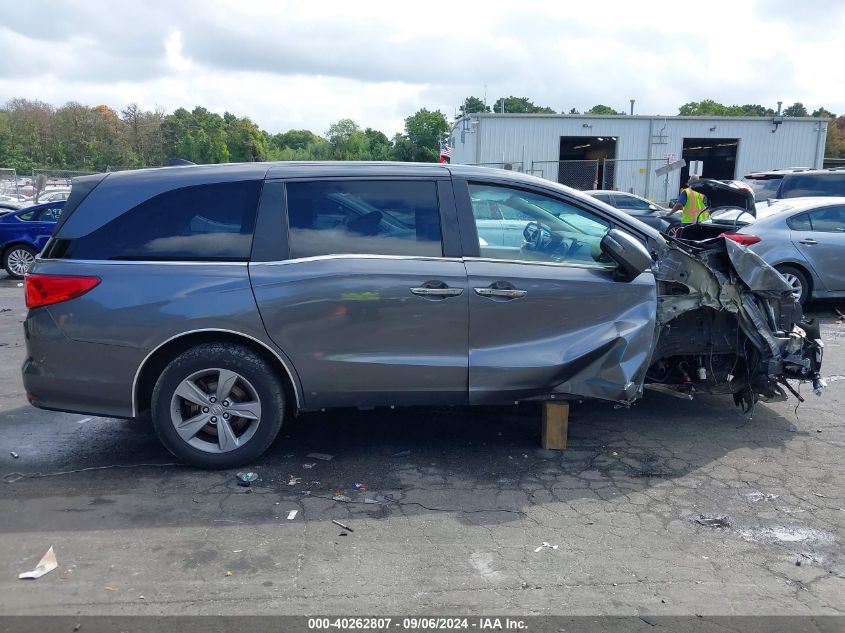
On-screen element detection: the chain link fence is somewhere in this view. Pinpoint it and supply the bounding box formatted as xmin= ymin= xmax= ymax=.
xmin=529 ymin=160 xmax=601 ymax=190
xmin=0 ymin=168 xmax=19 ymax=200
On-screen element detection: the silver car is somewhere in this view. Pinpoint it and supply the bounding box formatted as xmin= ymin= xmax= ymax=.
xmin=692 ymin=197 xmax=845 ymax=304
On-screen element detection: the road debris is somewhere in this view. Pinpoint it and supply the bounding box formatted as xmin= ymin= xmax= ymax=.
xmin=746 ymin=492 xmax=779 ymax=502
xmin=288 ymin=475 xmax=302 ymax=486
xmin=18 ymin=546 xmax=58 ymax=580
xmin=332 ymin=492 xmax=351 ymax=502
xmin=352 ymin=482 xmax=367 ymax=491
xmin=391 ymin=450 xmax=411 ymax=457
xmin=364 ymin=498 xmax=381 ymax=505
xmin=10 ymin=452 xmax=18 ymax=459
xmin=695 ymin=515 xmax=731 ymax=529
xmin=787 ymin=423 xmax=798 ymax=433
xmin=533 ymin=542 xmax=559 ymax=553
xmin=236 ymin=471 xmax=258 ymax=487
xmin=332 ymin=519 xmax=354 ymax=532
xmin=287 ymin=510 xmax=298 ymax=520
xmin=306 ymin=452 xmax=334 ymax=461
xmin=302 ymin=463 xmax=316 ymax=469
xmin=225 ymin=571 xmax=232 ymax=577
xmin=16 ymin=282 xmax=22 ymax=287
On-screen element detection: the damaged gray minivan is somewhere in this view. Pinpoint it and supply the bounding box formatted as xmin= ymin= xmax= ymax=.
xmin=22 ymin=163 xmax=824 ymax=468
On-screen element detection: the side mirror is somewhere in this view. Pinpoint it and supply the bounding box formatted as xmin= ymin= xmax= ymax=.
xmin=600 ymin=228 xmax=653 ymax=281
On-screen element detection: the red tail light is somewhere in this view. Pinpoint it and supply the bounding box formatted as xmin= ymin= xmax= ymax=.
xmin=720 ymin=232 xmax=761 ymax=246
xmin=25 ymin=274 xmax=101 ymax=309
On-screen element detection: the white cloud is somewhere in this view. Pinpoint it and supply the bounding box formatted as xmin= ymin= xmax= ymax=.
xmin=0 ymin=0 xmax=843 ymax=134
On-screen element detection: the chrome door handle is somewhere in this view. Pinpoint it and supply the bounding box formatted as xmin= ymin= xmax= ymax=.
xmin=474 ymin=288 xmax=527 ymax=299
xmin=798 ymin=239 xmax=818 ymax=245
xmin=410 ymin=287 xmax=463 ymax=297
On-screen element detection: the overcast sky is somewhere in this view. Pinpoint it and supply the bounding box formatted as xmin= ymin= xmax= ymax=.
xmin=2 ymin=0 xmax=844 ymax=136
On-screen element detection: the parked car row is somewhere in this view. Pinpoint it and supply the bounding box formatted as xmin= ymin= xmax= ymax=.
xmin=677 ymin=181 xmax=844 ymax=305
xmin=0 ymin=201 xmax=65 ymax=278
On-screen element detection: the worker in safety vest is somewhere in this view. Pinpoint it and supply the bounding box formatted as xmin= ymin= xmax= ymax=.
xmin=667 ymin=175 xmax=709 ymax=223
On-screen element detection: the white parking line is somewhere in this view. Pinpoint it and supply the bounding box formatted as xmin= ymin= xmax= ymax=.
xmin=76 ymin=417 xmax=93 ymax=425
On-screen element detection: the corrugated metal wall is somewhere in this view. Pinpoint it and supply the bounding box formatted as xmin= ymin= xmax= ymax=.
xmin=450 ymin=115 xmax=827 ymax=202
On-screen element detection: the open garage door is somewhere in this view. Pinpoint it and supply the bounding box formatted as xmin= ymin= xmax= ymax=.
xmin=558 ymin=136 xmax=617 ymax=190
xmin=680 ymin=138 xmax=738 ymax=184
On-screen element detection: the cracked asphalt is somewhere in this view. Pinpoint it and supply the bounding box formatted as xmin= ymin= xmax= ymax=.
xmin=0 ymin=277 xmax=843 ymax=615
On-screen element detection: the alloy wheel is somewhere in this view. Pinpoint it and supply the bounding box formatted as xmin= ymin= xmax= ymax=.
xmin=781 ymin=272 xmax=803 ymax=302
xmin=7 ymin=248 xmax=35 ymax=276
xmin=169 ymin=368 xmax=262 ymax=453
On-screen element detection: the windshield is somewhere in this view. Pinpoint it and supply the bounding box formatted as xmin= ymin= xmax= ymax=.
xmin=744 ymin=177 xmax=781 ymax=201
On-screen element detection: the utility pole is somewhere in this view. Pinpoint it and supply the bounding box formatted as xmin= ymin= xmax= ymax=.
xmin=630 ymin=99 xmax=635 ymax=116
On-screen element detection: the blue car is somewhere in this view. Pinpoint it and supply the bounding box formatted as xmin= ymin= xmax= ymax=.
xmin=0 ymin=201 xmax=65 ymax=278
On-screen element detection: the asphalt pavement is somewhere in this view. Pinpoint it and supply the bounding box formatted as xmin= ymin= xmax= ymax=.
xmin=0 ymin=276 xmax=844 ymax=615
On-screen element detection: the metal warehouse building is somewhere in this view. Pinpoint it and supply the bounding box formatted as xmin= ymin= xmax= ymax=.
xmin=449 ymin=114 xmax=829 ymax=203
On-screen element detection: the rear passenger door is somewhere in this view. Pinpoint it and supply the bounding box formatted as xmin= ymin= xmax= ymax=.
xmin=250 ymin=178 xmax=469 ymax=409
xmin=792 ymin=204 xmax=845 ymax=291
xmin=454 ymin=178 xmax=657 ymax=405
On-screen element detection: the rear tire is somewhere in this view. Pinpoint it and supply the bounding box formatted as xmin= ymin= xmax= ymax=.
xmin=3 ymin=244 xmax=36 ymax=279
xmin=151 ymin=342 xmax=285 ymax=469
xmin=776 ymin=265 xmax=810 ymax=305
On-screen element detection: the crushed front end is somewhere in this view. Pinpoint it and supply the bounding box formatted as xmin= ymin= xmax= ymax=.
xmin=647 ymin=236 xmax=824 ymax=410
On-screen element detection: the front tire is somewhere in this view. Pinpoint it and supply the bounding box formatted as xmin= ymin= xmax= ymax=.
xmin=776 ymin=265 xmax=810 ymax=305
xmin=4 ymin=244 xmax=36 ymax=279
xmin=151 ymin=343 xmax=285 ymax=469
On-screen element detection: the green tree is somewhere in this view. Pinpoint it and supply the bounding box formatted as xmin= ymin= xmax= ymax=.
xmin=401 ymin=108 xmax=448 ymax=162
xmin=812 ymin=106 xmax=836 ymax=119
xmin=738 ymin=104 xmax=775 ymax=116
xmin=364 ymin=127 xmax=392 ymax=160
xmin=678 ymin=100 xmax=742 ymax=116
xmin=459 ymin=96 xmax=490 ymax=115
xmin=586 ymin=104 xmax=624 ymax=115
xmin=271 ymin=129 xmax=322 ymax=151
xmin=325 ymin=118 xmax=369 ymax=159
xmin=825 ymin=116 xmax=845 ymax=158
xmin=226 ymin=115 xmax=268 ymax=162
xmin=783 ymin=102 xmax=808 ymax=117
xmin=493 ymin=96 xmax=555 ymax=114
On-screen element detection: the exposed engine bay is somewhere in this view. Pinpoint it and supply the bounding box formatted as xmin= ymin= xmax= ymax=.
xmin=646 ymin=236 xmax=824 ymax=411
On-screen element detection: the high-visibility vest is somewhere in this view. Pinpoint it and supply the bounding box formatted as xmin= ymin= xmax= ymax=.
xmin=680 ymin=188 xmax=709 ymax=224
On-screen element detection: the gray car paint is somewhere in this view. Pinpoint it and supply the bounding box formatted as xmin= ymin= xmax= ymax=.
xmin=735 ymin=198 xmax=845 ymax=299
xmin=22 ymin=162 xmax=821 ymax=427
xmin=464 ymin=259 xmax=656 ymax=403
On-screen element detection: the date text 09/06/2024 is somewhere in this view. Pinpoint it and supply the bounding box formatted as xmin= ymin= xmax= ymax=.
xmin=307 ymin=617 xmax=528 ymax=630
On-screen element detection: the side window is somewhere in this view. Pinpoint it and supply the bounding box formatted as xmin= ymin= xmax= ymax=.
xmin=51 ymin=181 xmax=261 ymax=261
xmin=782 ymin=174 xmax=845 ymax=198
xmin=468 ymin=183 xmax=613 ymax=267
xmin=286 ymin=180 xmax=442 ymax=258
xmin=17 ymin=210 xmax=36 ymax=221
xmin=807 ymin=205 xmax=845 ymax=233
xmin=787 ymin=213 xmax=811 ymax=231
xmin=35 ymin=206 xmax=63 ymax=222
xmin=591 ymin=193 xmax=613 ymax=205
xmin=615 ymin=195 xmax=651 ymax=211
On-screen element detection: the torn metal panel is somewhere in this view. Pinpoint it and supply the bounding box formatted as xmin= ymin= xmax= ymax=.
xmin=644 ymin=235 xmax=823 ymax=410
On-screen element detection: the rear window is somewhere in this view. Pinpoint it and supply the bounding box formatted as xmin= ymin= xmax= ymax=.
xmin=286 ymin=180 xmax=442 ymax=259
xmin=744 ymin=177 xmax=782 ymax=200
xmin=780 ymin=173 xmax=845 ymax=198
xmin=43 ymin=181 xmax=260 ymax=261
